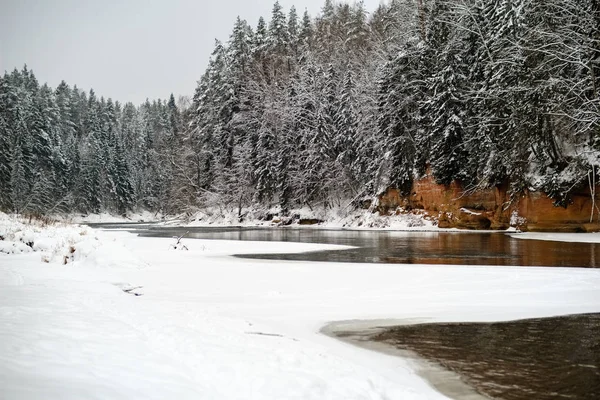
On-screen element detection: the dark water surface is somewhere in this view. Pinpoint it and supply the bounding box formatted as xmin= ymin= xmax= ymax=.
xmin=374 ymin=314 xmax=600 ymax=400
xmin=88 ymin=223 xmax=600 ymax=268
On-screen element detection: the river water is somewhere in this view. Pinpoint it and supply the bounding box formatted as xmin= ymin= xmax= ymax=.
xmin=90 ymin=223 xmax=600 ymax=268
xmin=90 ymin=223 xmax=600 ymax=398
xmin=374 ymin=314 xmax=600 ymax=400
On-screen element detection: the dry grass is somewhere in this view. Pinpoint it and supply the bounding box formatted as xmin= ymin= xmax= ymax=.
xmin=22 ymin=213 xmax=69 ymax=229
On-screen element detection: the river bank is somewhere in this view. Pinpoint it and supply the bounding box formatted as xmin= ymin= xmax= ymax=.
xmin=62 ymin=202 xmax=600 ymax=239
xmin=322 ymin=319 xmax=487 ymax=400
xmin=2 ymin=214 xmax=600 ymax=399
xmin=323 ymin=315 xmax=600 ymax=400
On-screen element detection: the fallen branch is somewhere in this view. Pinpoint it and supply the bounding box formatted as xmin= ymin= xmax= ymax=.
xmin=170 ymin=231 xmax=189 ymax=250
xmin=122 ymin=286 xmax=144 ymax=296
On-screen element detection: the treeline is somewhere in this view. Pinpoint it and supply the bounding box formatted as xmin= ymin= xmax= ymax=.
xmin=1 ymin=0 xmax=599 ymax=217
xmin=183 ymin=0 xmax=600 ymax=215
xmin=183 ymin=0 xmax=411 ymax=213
xmin=0 ymin=67 xmax=184 ymax=215
xmin=378 ymin=0 xmax=600 ymax=206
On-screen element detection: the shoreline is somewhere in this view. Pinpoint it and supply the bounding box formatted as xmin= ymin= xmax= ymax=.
xmin=4 ymin=212 xmax=600 ymax=399
xmin=60 ymin=210 xmax=600 ymax=240
xmin=82 ymin=219 xmax=600 ymax=247
xmin=321 ymin=319 xmax=488 ymax=400
xmin=322 ymin=313 xmax=600 ymax=400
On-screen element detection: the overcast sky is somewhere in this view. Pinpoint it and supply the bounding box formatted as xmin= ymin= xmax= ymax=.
xmin=0 ymin=0 xmax=382 ymax=105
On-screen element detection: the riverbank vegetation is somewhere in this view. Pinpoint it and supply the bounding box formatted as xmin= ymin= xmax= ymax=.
xmin=1 ymin=0 xmax=598 ymax=218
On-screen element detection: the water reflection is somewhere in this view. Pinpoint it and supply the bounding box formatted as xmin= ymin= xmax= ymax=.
xmin=88 ymin=224 xmax=600 ymax=268
xmin=374 ymin=314 xmax=600 ymax=400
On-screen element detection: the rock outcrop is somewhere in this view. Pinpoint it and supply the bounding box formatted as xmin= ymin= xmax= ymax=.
xmin=378 ymin=174 xmax=600 ymax=232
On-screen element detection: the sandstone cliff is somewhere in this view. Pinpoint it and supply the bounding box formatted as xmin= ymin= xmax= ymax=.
xmin=378 ymin=174 xmax=600 ymax=232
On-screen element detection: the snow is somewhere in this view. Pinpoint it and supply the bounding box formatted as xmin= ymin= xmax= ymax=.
xmin=459 ymin=207 xmax=482 ymax=216
xmin=0 ymin=213 xmax=91 ymax=260
xmin=63 ymin=210 xmax=162 ymax=224
xmin=0 ymin=240 xmax=33 ymax=255
xmin=181 ymin=205 xmax=439 ymax=231
xmin=1 ymin=213 xmax=600 ymax=400
xmin=510 ymin=231 xmax=600 ymax=243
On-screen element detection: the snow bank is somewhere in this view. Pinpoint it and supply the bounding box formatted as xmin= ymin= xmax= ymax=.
xmin=0 ymin=212 xmax=145 ymax=268
xmin=510 ymin=232 xmax=600 ymax=243
xmin=183 ymin=205 xmax=438 ymax=231
xmin=0 ymin=212 xmax=87 ymax=260
xmin=0 ymin=240 xmax=32 ymax=255
xmin=63 ymin=210 xmax=162 ymax=224
xmin=2 ymin=215 xmax=600 ymax=400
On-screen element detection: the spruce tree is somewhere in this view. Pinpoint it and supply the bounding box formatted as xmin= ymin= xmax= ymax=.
xmin=423 ymin=0 xmax=469 ymax=185
xmin=0 ymin=75 xmax=14 ymax=210
xmin=299 ymin=9 xmax=313 ymax=47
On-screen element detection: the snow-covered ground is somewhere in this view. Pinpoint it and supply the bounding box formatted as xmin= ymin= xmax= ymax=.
xmin=53 ymin=206 xmax=441 ymax=231
xmin=2 ymin=213 xmax=600 ymax=399
xmin=62 ymin=210 xmax=162 ymax=224
xmin=171 ymin=206 xmax=441 ymax=231
xmin=509 ymin=231 xmax=600 ymax=243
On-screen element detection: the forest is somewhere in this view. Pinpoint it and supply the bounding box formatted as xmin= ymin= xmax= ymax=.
xmin=0 ymin=0 xmax=599 ymax=217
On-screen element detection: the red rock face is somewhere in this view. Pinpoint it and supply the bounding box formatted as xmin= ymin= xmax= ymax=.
xmin=516 ymin=191 xmax=600 ymax=232
xmin=378 ymin=174 xmax=600 ymax=232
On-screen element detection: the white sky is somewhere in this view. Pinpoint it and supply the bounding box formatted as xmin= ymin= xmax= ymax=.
xmin=0 ymin=0 xmax=382 ymax=104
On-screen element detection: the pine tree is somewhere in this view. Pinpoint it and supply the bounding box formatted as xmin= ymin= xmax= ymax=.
xmin=288 ymin=6 xmax=299 ymax=53
xmin=299 ymin=9 xmax=313 ymax=47
xmin=315 ymin=0 xmax=336 ymax=58
xmin=334 ymin=70 xmax=358 ymax=173
xmin=0 ymin=114 xmax=12 ymax=210
xmin=347 ymin=1 xmax=370 ymax=55
xmin=167 ymin=93 xmax=180 ymax=139
xmin=376 ymin=43 xmax=425 ymax=195
xmin=422 ymin=0 xmax=470 ymax=185
xmin=229 ymin=17 xmax=253 ymax=78
xmin=254 ymin=117 xmax=278 ymax=203
xmin=0 ymin=74 xmax=15 ymax=210
xmin=268 ymin=1 xmax=290 ymax=78
xmin=254 ymin=17 xmax=268 ymax=53
xmin=113 ymin=137 xmax=135 ymax=215
xmin=10 ymin=141 xmax=28 ymax=213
